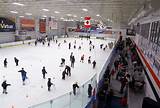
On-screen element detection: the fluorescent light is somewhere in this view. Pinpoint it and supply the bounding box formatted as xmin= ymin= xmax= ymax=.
xmin=54 ymin=11 xmax=60 ymax=14
xmin=42 ymin=9 xmax=49 ymax=11
xmin=10 ymin=11 xmax=18 ymax=14
xmin=60 ymin=17 xmax=64 ymax=19
xmin=41 ymin=17 xmax=46 ymax=19
xmin=25 ymin=13 xmax=32 ymax=15
xmin=67 ymin=14 xmax=72 ymax=16
xmin=73 ymin=15 xmax=77 ymax=17
xmin=96 ymin=14 xmax=100 ymax=17
xmin=19 ymin=16 xmax=24 ymax=17
xmin=12 ymin=2 xmax=24 ymax=6
xmin=43 ymin=15 xmax=47 ymax=17
xmin=82 ymin=8 xmax=88 ymax=12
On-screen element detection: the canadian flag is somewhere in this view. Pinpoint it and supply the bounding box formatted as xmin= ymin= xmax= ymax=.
xmin=84 ymin=17 xmax=91 ymax=28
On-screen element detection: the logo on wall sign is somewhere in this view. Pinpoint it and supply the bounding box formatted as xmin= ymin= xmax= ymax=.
xmin=0 ymin=21 xmax=14 ymax=29
xmin=0 ymin=17 xmax=16 ymax=32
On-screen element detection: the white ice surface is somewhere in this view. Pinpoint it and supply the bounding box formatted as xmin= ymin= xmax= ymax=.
xmin=0 ymin=37 xmax=114 ymax=108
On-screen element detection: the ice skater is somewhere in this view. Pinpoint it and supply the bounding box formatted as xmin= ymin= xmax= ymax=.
xmin=14 ymin=57 xmax=19 ymax=66
xmin=88 ymin=84 xmax=93 ymax=98
xmin=42 ymin=66 xmax=47 ymax=79
xmin=47 ymin=78 xmax=53 ymax=91
xmin=73 ymin=82 xmax=79 ymax=95
xmin=78 ymin=46 xmax=81 ymax=50
xmin=92 ymin=60 xmax=96 ymax=69
xmin=1 ymin=80 xmax=11 ymax=94
xmin=4 ymin=58 xmax=7 ymax=67
xmin=35 ymin=41 xmax=37 ymax=46
xmin=56 ymin=40 xmax=58 ymax=44
xmin=92 ymin=45 xmax=95 ymax=49
xmin=70 ymin=52 xmax=73 ymax=62
xmin=89 ymin=46 xmax=92 ymax=51
xmin=100 ymin=44 xmax=103 ymax=49
xmin=60 ymin=58 xmax=65 ymax=67
xmin=71 ymin=56 xmax=75 ymax=68
xmin=74 ymin=45 xmax=76 ymax=49
xmin=42 ymin=41 xmax=45 ymax=45
xmin=48 ymin=42 xmax=50 ymax=47
xmin=58 ymin=43 xmax=61 ymax=47
xmin=69 ymin=42 xmax=71 ymax=49
xmin=74 ymin=40 xmax=76 ymax=44
xmin=80 ymin=54 xmax=84 ymax=63
xmin=18 ymin=68 xmax=28 ymax=85
xmin=88 ymin=56 xmax=91 ymax=64
xmin=89 ymin=40 xmax=92 ymax=45
xmin=62 ymin=70 xmax=67 ymax=80
xmin=65 ymin=65 xmax=71 ymax=76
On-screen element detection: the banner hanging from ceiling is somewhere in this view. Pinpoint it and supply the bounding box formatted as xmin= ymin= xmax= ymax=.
xmin=84 ymin=16 xmax=91 ymax=28
xmin=20 ymin=18 xmax=35 ymax=31
xmin=48 ymin=17 xmax=58 ymax=30
xmin=0 ymin=17 xmax=16 ymax=32
xmin=39 ymin=19 xmax=46 ymax=33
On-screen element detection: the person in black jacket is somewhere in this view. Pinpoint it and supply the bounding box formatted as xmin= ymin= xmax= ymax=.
xmin=69 ymin=42 xmax=71 ymax=49
xmin=72 ymin=82 xmax=79 ymax=95
xmin=14 ymin=57 xmax=19 ymax=66
xmin=47 ymin=78 xmax=53 ymax=91
xmin=42 ymin=66 xmax=47 ymax=79
xmin=88 ymin=56 xmax=91 ymax=64
xmin=71 ymin=56 xmax=75 ymax=68
xmin=62 ymin=70 xmax=67 ymax=80
xmin=92 ymin=60 xmax=96 ymax=69
xmin=60 ymin=58 xmax=65 ymax=66
xmin=65 ymin=65 xmax=71 ymax=76
xmin=1 ymin=80 xmax=11 ymax=94
xmin=4 ymin=58 xmax=7 ymax=67
xmin=88 ymin=84 xmax=93 ymax=98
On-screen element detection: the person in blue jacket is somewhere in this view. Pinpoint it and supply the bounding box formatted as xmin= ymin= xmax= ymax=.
xmin=18 ymin=68 xmax=27 ymax=85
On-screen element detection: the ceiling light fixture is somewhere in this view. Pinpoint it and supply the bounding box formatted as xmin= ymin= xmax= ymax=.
xmin=42 ymin=9 xmax=49 ymax=12
xmin=96 ymin=14 xmax=100 ymax=17
xmin=60 ymin=17 xmax=64 ymax=19
xmin=12 ymin=2 xmax=24 ymax=6
xmin=81 ymin=17 xmax=83 ymax=19
xmin=43 ymin=15 xmax=47 ymax=17
xmin=73 ymin=15 xmax=77 ymax=17
xmin=25 ymin=13 xmax=32 ymax=16
xmin=19 ymin=16 xmax=24 ymax=18
xmin=54 ymin=11 xmax=60 ymax=14
xmin=67 ymin=14 xmax=72 ymax=16
xmin=10 ymin=11 xmax=18 ymax=14
xmin=82 ymin=8 xmax=88 ymax=12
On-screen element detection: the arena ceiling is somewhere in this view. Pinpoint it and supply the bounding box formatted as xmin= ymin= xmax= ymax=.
xmin=0 ymin=0 xmax=146 ymax=25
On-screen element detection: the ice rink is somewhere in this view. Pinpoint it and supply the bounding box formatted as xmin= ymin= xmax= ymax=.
xmin=0 ymin=37 xmax=114 ymax=108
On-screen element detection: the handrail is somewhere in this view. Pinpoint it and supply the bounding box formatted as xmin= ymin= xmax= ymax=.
xmin=29 ymin=73 xmax=97 ymax=108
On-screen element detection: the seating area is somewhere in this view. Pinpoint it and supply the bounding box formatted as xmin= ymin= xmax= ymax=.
xmin=95 ymin=37 xmax=146 ymax=108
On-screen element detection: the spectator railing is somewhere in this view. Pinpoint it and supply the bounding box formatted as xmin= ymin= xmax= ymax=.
xmin=28 ymin=74 xmax=97 ymax=108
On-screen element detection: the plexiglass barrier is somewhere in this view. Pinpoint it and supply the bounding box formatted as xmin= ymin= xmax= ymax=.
xmin=29 ymin=74 xmax=97 ymax=108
